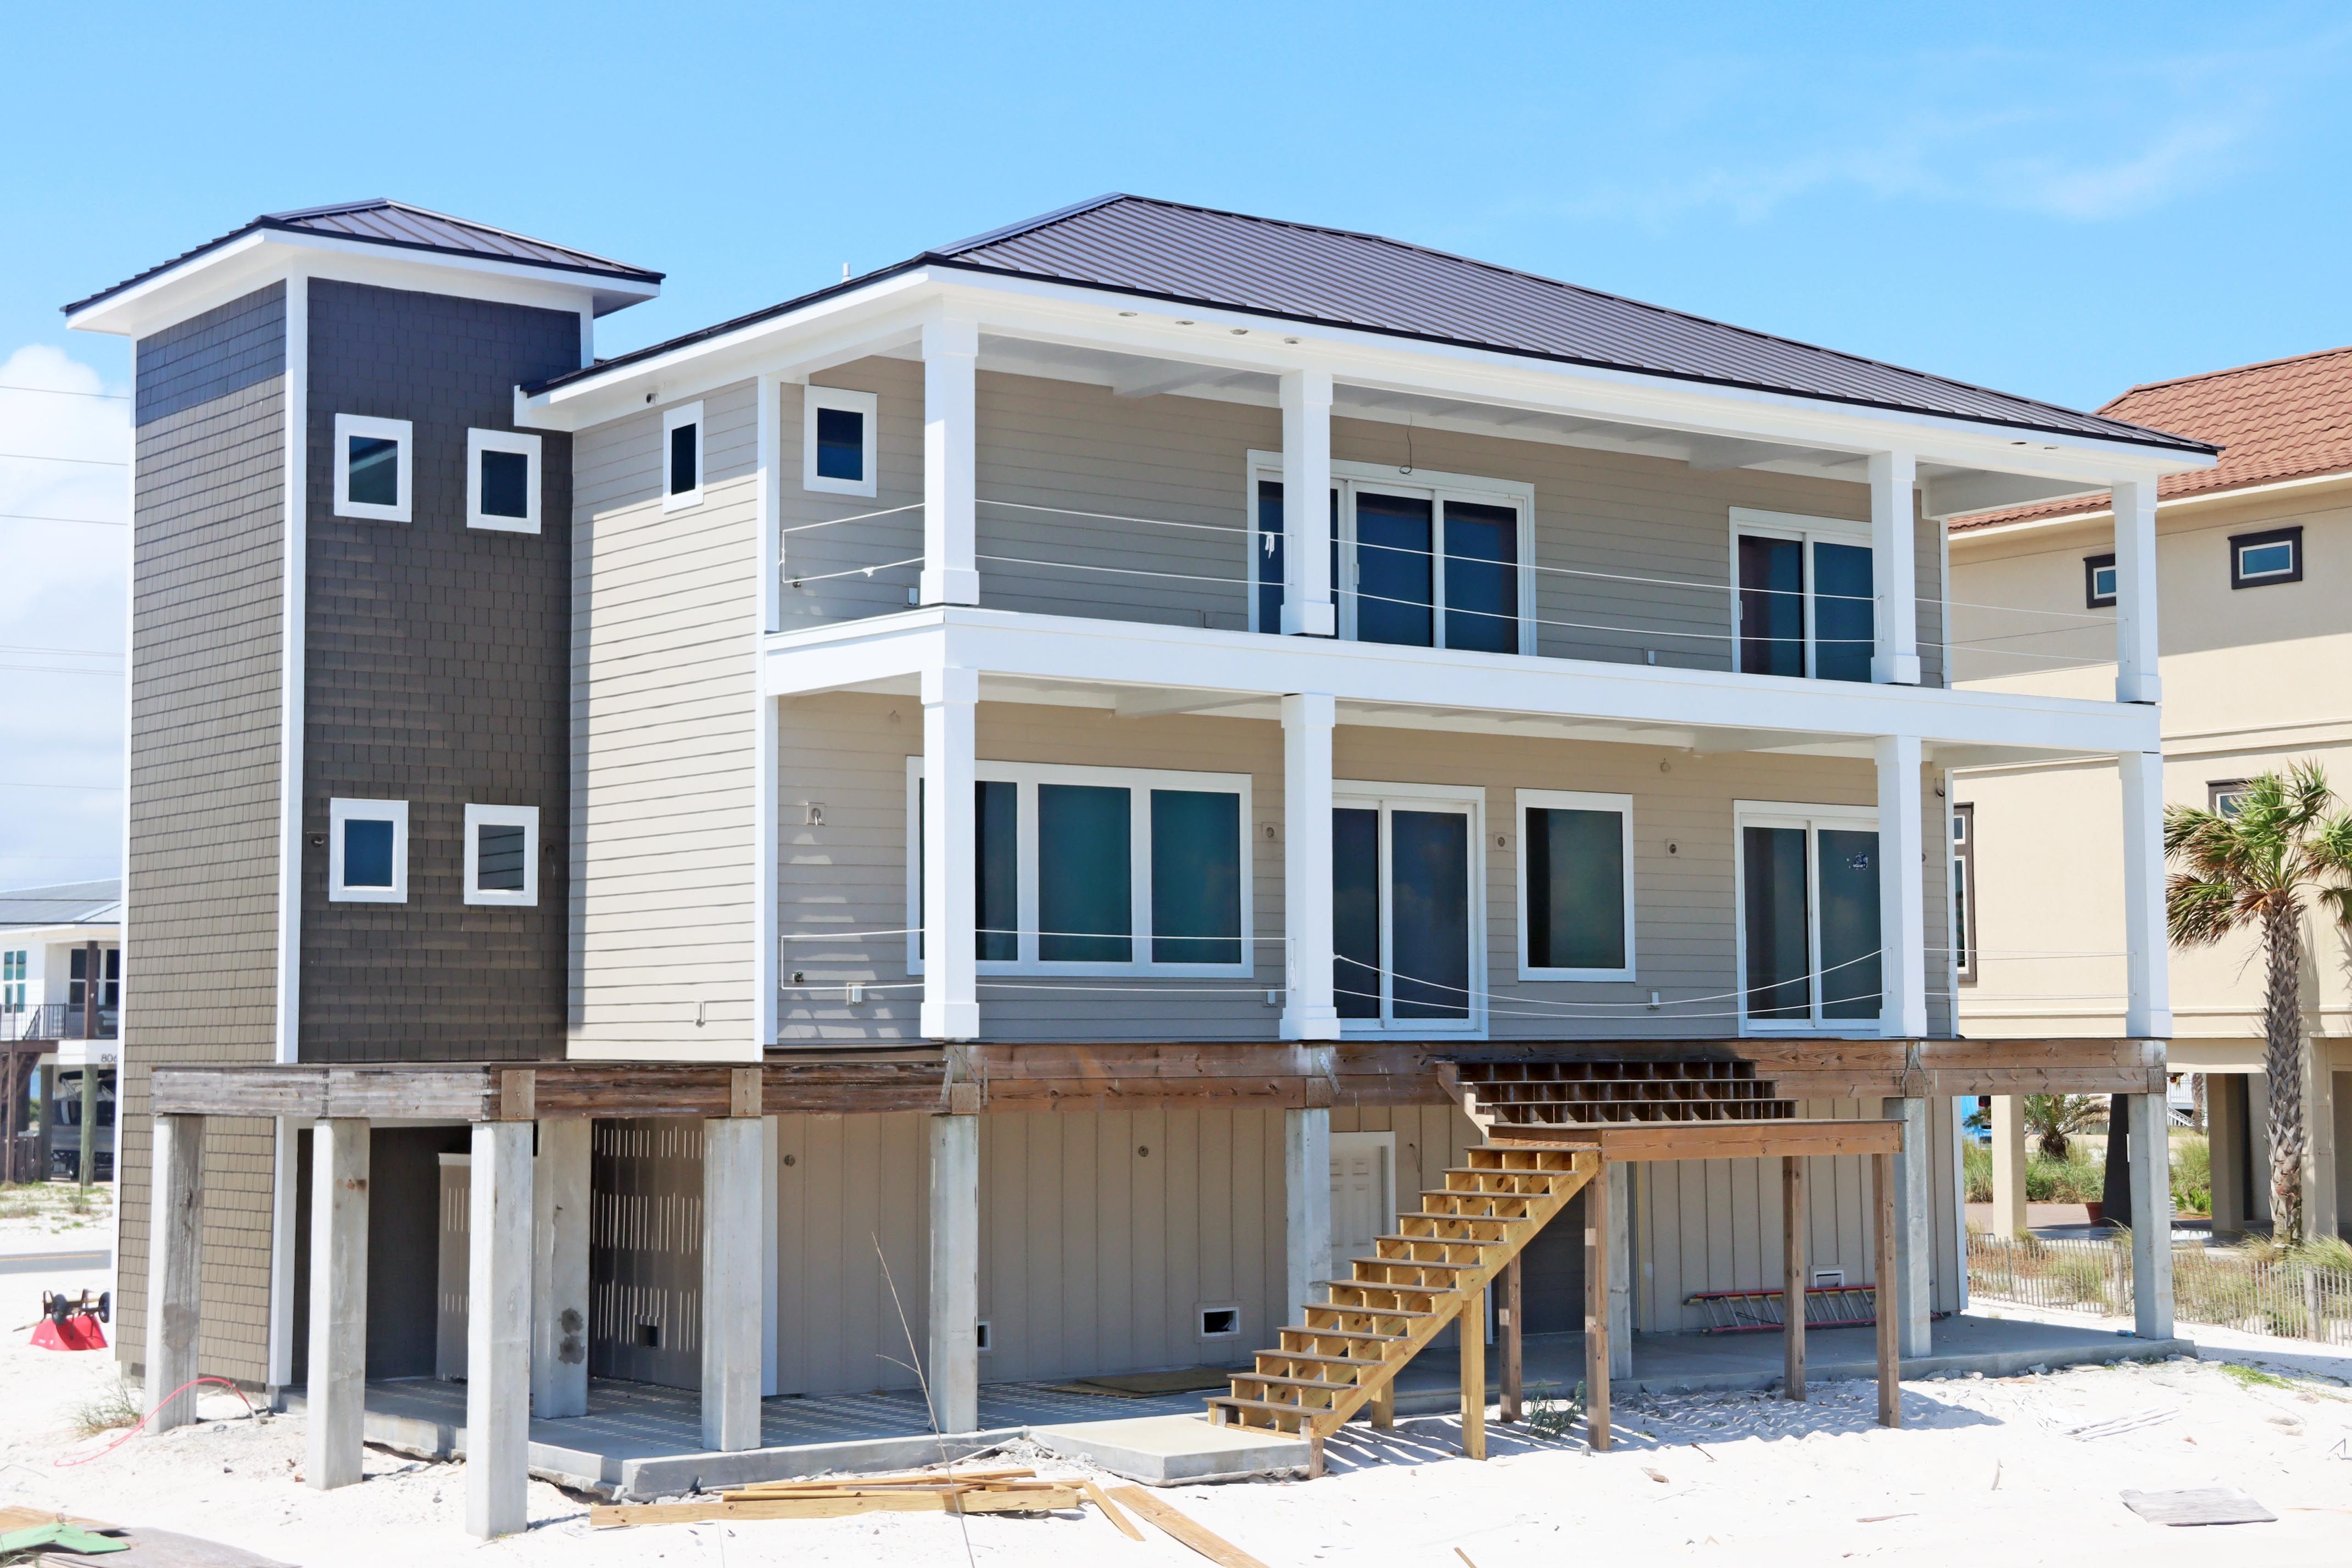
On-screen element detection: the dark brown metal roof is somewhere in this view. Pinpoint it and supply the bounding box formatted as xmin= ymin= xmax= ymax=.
xmin=528 ymin=194 xmax=2212 ymax=455
xmin=64 ymin=199 xmax=662 ymax=317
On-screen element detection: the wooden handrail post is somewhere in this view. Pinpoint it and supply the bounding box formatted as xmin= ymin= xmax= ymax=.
xmin=1783 ymin=1154 xmax=1807 ymax=1401
xmin=1873 ymin=1149 xmax=1901 ymax=1427
xmin=1459 ymin=1282 xmax=1487 ymax=1459
xmin=1498 ymin=1254 xmax=1523 ymax=1422
xmin=1585 ymin=1157 xmax=1612 ymax=1452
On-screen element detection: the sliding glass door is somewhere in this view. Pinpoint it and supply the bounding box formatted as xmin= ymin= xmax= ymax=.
xmin=1734 ymin=526 xmax=1873 ymax=682
xmin=1333 ymin=789 xmax=1481 ymax=1030
xmin=1738 ymin=806 xmax=1881 ymax=1030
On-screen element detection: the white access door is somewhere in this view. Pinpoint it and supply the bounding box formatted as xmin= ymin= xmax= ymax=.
xmin=1327 ymin=1131 xmax=1396 ymax=1283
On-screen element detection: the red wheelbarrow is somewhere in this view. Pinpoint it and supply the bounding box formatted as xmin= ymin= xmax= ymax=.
xmin=32 ymin=1288 xmax=109 ymax=1352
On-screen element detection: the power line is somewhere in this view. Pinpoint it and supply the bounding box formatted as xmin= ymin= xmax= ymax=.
xmin=0 ymin=452 xmax=125 ymax=467
xmin=0 ymin=780 xmax=120 ymax=791
xmin=0 ymin=644 xmax=121 ymax=659
xmin=0 ymin=512 xmax=126 ymax=528
xmin=0 ymin=383 xmax=127 ymax=401
xmin=0 ymin=665 xmax=124 ymax=677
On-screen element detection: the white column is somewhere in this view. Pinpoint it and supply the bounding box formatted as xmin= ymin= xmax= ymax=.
xmin=531 ymin=1118 xmax=590 ymax=1419
xmin=1607 ymin=1165 xmax=1633 ymax=1380
xmin=146 ymin=1113 xmax=204 ymax=1431
xmin=1875 ymin=734 xmax=1928 ymax=1039
xmin=1280 ymin=694 xmax=1339 ymax=1040
xmin=920 ymin=319 xmax=980 ymax=607
xmin=307 ymin=1118 xmax=370 ymax=1491
xmin=2304 ymin=1053 xmax=2339 ymax=1244
xmin=1991 ymin=1095 xmax=2029 ymax=1236
xmin=1880 ymin=1097 xmax=1933 ymax=1355
xmin=2112 ymin=478 xmax=2161 ymax=704
xmin=2119 ymin=749 xmax=2172 ymax=1039
xmin=1868 ymin=451 xmax=1920 ymax=685
xmin=1279 ymin=370 xmax=1335 ymax=637
xmin=761 ymin=1113 xmax=781 ymax=1397
xmin=466 ymin=1121 xmax=533 ymax=1541
xmin=921 ymin=665 xmax=979 ymax=1041
xmin=928 ymin=1111 xmax=980 ymax=1435
xmin=701 ymin=1117 xmax=764 ymax=1452
xmin=1284 ymin=1107 xmax=1332 ymax=1321
xmin=2127 ymin=1091 xmax=2176 ymax=1338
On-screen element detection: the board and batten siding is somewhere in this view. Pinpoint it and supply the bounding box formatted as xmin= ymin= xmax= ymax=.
xmin=571 ymin=379 xmax=762 ymax=1059
xmin=119 ymin=282 xmax=291 ymax=1386
xmin=772 ymin=693 xmax=1952 ymax=1043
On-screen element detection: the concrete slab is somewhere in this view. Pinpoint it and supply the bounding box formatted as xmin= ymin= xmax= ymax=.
xmin=1032 ymin=1414 xmax=1312 ymax=1485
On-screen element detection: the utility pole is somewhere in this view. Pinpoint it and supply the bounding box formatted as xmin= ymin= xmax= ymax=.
xmin=79 ymin=939 xmax=100 ymax=1189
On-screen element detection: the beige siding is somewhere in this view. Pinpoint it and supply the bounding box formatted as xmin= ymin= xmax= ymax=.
xmin=571 ymin=380 xmax=762 ymax=1058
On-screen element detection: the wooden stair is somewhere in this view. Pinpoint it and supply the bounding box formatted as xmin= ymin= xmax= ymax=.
xmin=1443 ymin=1057 xmax=1799 ymax=1132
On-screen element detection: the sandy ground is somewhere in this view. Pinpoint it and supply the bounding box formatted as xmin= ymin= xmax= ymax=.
xmin=0 ymin=1179 xmax=113 ymax=1248
xmin=7 ymin=1260 xmax=2352 ymax=1568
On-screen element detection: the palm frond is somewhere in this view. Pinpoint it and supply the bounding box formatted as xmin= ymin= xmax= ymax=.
xmin=2167 ymin=874 xmax=2243 ymax=947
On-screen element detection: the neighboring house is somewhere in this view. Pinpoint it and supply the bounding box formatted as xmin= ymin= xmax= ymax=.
xmin=1949 ymin=346 xmax=2352 ymax=1239
xmin=67 ymin=194 xmax=2207 ymax=1532
xmin=0 ymin=879 xmax=120 ymax=1182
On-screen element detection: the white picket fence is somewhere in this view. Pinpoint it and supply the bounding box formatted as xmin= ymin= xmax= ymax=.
xmin=1967 ymin=1230 xmax=2352 ymax=1344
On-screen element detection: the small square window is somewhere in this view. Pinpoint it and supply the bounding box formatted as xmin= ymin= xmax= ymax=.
xmin=804 ymin=386 xmax=878 ymax=498
xmin=2084 ymin=553 xmax=2116 ymax=609
xmin=333 ymin=414 xmax=413 ymax=522
xmin=662 ymin=402 xmax=704 ymax=512
xmin=2208 ymin=779 xmax=2251 ymax=817
xmin=466 ymin=428 xmax=542 ymax=533
xmin=329 ymin=798 xmax=409 ymax=902
xmin=2230 ymin=526 xmax=2301 ymax=589
xmin=465 ymin=803 xmax=540 ymax=907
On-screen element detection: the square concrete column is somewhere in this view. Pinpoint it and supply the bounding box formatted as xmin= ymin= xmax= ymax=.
xmin=531 ymin=1118 xmax=590 ymax=1419
xmin=467 ymin=1121 xmax=533 ymax=1539
xmin=928 ymin=1111 xmax=980 ymax=1435
xmin=920 ymin=665 xmax=979 ymax=1042
xmin=1879 ymin=1097 xmax=1933 ymax=1355
xmin=2111 ymin=479 xmax=2162 ymax=705
xmin=919 ymin=317 xmax=979 ymax=606
xmin=1278 ymin=371 xmax=1335 ymax=636
xmin=761 ymin=1114 xmax=781 ymax=1398
xmin=1279 ymin=693 xmax=1339 ymax=1041
xmin=145 ymin=1113 xmax=205 ymax=1432
xmin=2209 ymin=1074 xmax=2248 ymax=1235
xmin=1607 ymin=1162 xmax=1633 ymax=1380
xmin=2126 ymin=1092 xmax=2176 ymax=1338
xmin=2303 ymin=1053 xmax=2339 ymax=1243
xmin=307 ymin=1118 xmax=370 ymax=1491
xmin=2118 ymin=749 xmax=2173 ymax=1040
xmin=702 ymin=1117 xmax=765 ymax=1452
xmin=1990 ymin=1095 xmax=2030 ymax=1237
xmin=1284 ymin=1107 xmax=1332 ymax=1322
xmin=1867 ymin=452 xmax=1920 ymax=685
xmin=1874 ymin=734 xmax=1929 ymax=1040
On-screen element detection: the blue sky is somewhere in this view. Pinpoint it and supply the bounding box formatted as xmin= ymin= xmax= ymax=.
xmin=3 ymin=0 xmax=2351 ymax=885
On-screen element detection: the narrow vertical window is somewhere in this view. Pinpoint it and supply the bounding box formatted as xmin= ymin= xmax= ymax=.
xmin=1442 ymin=500 xmax=1519 ymax=654
xmin=1737 ymin=535 xmax=1805 ymax=675
xmin=1952 ymin=803 xmax=1976 ymax=985
xmin=467 ymin=429 xmax=542 ymax=533
xmin=333 ymin=414 xmax=413 ymax=522
xmin=1038 ymin=784 xmax=1132 ymax=962
xmin=1150 ymin=789 xmax=1241 ymax=964
xmin=662 ymin=402 xmax=704 ymax=511
xmin=804 ymin=387 xmax=879 ymax=498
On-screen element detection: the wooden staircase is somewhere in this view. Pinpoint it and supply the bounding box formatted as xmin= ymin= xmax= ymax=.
xmin=1445 ymin=1057 xmax=1799 ymax=1132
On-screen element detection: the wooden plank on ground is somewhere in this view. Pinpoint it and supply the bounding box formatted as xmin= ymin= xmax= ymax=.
xmin=1107 ymin=1486 xmax=1270 ymax=1568
xmin=1084 ymin=1480 xmax=1145 ymax=1541
xmin=590 ymin=1486 xmax=1081 ymax=1528
xmin=727 ymin=1466 xmax=1033 ymax=1494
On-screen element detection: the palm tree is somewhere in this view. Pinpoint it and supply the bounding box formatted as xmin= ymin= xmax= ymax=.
xmin=2165 ymin=761 xmax=2352 ymax=1244
xmin=2020 ymin=1093 xmax=2105 ymax=1162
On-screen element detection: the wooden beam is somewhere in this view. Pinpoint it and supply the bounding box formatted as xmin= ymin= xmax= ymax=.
xmin=1490 ymin=1119 xmax=1904 ymax=1163
xmin=1498 ymin=1256 xmax=1523 ymax=1422
xmin=1874 ymin=1149 xmax=1900 ymax=1429
xmin=1782 ymin=1154 xmax=1806 ymax=1402
xmin=1459 ymin=1282 xmax=1486 ymax=1460
xmin=1585 ymin=1158 xmax=1612 ymax=1453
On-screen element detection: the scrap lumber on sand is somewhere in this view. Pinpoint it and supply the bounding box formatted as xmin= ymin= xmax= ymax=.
xmin=589 ymin=1465 xmax=1100 ymax=1528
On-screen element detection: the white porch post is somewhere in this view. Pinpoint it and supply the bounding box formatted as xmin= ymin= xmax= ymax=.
xmin=1279 ymin=693 xmax=1339 ymax=1040
xmin=1284 ymin=1106 xmax=1331 ymax=1322
xmin=1875 ymin=734 xmax=1928 ymax=1040
xmin=2112 ymin=479 xmax=2162 ymax=705
xmin=1877 ymin=1097 xmax=1933 ymax=1355
xmin=2304 ymin=1051 xmax=2339 ymax=1244
xmin=307 ymin=1117 xmax=370 ymax=1491
xmin=1607 ymin=1168 xmax=1633 ymax=1380
xmin=146 ymin=1113 xmax=204 ymax=1432
xmin=2119 ymin=749 xmax=2173 ymax=1040
xmin=531 ymin=1117 xmax=590 ymax=1419
xmin=1868 ymin=451 xmax=1920 ymax=685
xmin=921 ymin=665 xmax=979 ymax=1041
xmin=1991 ymin=1095 xmax=2030 ymax=1236
xmin=2126 ymin=1091 xmax=2177 ymax=1338
xmin=920 ymin=319 xmax=980 ymax=607
xmin=928 ymin=1109 xmax=981 ymax=1434
xmin=465 ymin=1120 xmax=533 ymax=1541
xmin=1279 ymin=370 xmax=1335 ymax=637
xmin=701 ymin=1115 xmax=764 ymax=1452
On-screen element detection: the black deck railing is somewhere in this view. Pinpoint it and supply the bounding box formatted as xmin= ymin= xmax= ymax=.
xmin=5 ymin=1004 xmax=118 ymax=1042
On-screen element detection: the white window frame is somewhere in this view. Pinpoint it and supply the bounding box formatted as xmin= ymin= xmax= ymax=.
xmin=466 ymin=428 xmax=542 ymax=534
xmin=1514 ymin=788 xmax=1636 ymax=982
xmin=804 ymin=386 xmax=879 ymax=499
xmin=662 ymin=401 xmax=704 ymax=512
xmin=333 ymin=414 xmax=413 ymax=523
xmin=329 ymin=797 xmax=409 ymax=904
xmin=1332 ymin=779 xmax=1487 ymax=1037
xmin=1727 ymin=507 xmax=1871 ymax=679
xmin=905 ymin=758 xmax=1255 ymax=978
xmin=1244 ymin=453 xmax=1537 ymax=649
xmin=1730 ymin=799 xmax=1880 ymax=1036
xmin=464 ymin=803 xmax=540 ymax=907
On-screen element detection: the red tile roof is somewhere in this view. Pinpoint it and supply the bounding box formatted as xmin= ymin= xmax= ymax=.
xmin=1950 ymin=344 xmax=2352 ymax=532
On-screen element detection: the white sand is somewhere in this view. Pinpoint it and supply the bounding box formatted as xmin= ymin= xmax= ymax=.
xmin=7 ymin=1263 xmax=2351 ymax=1567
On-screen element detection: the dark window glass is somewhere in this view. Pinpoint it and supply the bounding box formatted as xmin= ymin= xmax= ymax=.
xmin=1355 ymin=492 xmax=1434 ymax=647
xmin=1150 ymin=790 xmax=1241 ymax=964
xmin=476 ymin=823 xmax=527 ymax=891
xmin=1742 ymin=825 xmax=1810 ymax=1019
xmin=1390 ymin=810 xmax=1469 ymax=1019
xmin=1443 ymin=500 xmax=1518 ymax=654
xmin=1812 ymin=541 xmax=1875 ymax=683
xmin=1333 ymin=807 xmax=1382 ymax=1018
xmin=815 ymin=406 xmax=865 ymax=482
xmin=1816 ymin=828 xmax=1882 ymax=1019
xmin=347 ymin=435 xmax=399 ymax=508
xmin=480 ymin=449 xmax=530 ymax=519
xmin=977 ymin=780 xmax=1017 ymax=962
xmin=1525 ymin=806 xmax=1626 ymax=970
xmin=343 ymin=817 xmax=395 ymax=889
xmin=1038 ymin=784 xmax=1131 ymax=962
xmin=1255 ymin=481 xmax=1340 ymax=634
xmin=67 ymin=948 xmax=118 ymax=1008
xmin=1737 ymin=535 xmax=1804 ymax=676
xmin=669 ymin=422 xmax=698 ymax=495
xmin=2085 ymin=553 xmax=2117 ymax=609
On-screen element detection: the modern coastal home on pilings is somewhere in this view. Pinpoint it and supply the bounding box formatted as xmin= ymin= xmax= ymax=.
xmin=75 ymin=193 xmax=2209 ymax=1533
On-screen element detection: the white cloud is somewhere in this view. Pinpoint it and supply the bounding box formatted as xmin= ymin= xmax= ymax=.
xmin=0 ymin=344 xmax=129 ymax=892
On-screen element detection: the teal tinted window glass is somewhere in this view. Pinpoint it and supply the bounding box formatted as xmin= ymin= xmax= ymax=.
xmin=976 ymin=780 xmax=1017 ymax=962
xmin=1737 ymin=536 xmax=1804 ymax=676
xmin=1150 ymin=790 xmax=1241 ymax=964
xmin=343 ymin=818 xmax=395 ymax=888
xmin=1039 ymin=784 xmax=1131 ymax=962
xmin=2240 ymin=540 xmax=2295 ymax=578
xmin=815 ymin=406 xmax=865 ymax=482
xmin=1812 ymin=542 xmax=1875 ymax=683
xmin=476 ymin=823 xmax=526 ymax=891
xmin=1816 ymin=828 xmax=1882 ymax=1019
xmin=347 ymin=435 xmax=399 ymax=507
xmin=1390 ymin=810 xmax=1469 ymax=1019
xmin=1742 ymin=825 xmax=1810 ymax=1019
xmin=1525 ymin=807 xmax=1625 ymax=970
xmin=1355 ymin=492 xmax=1434 ymax=647
xmin=480 ymin=449 xmax=530 ymax=518
xmin=1442 ymin=500 xmax=1518 ymax=654
xmin=669 ymin=422 xmax=698 ymax=494
xmin=1333 ymin=807 xmax=1381 ymax=1018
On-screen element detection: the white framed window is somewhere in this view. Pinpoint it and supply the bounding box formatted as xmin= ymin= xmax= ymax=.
xmin=466 ymin=428 xmax=541 ymax=534
xmin=906 ymin=758 xmax=1254 ymax=978
xmin=464 ymin=803 xmax=540 ymax=907
xmin=1246 ymin=453 xmax=1535 ymax=654
xmin=333 ymin=414 xmax=413 ymax=522
xmin=2 ymin=949 xmax=24 ymax=1012
xmin=1515 ymin=789 xmax=1635 ymax=981
xmin=1729 ymin=508 xmax=1873 ymax=682
xmin=329 ymin=797 xmax=409 ymax=903
xmin=1333 ymin=779 xmax=1487 ymax=1035
xmin=804 ymin=386 xmax=878 ymax=498
xmin=662 ymin=401 xmax=704 ymax=512
xmin=1732 ymin=800 xmax=1880 ymax=1034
